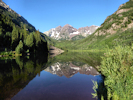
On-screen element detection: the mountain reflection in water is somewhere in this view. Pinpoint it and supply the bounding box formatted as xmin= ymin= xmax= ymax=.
xmin=45 ymin=62 xmax=100 ymax=78
xmin=0 ymin=52 xmax=103 ymax=100
xmin=12 ymin=61 xmax=101 ymax=100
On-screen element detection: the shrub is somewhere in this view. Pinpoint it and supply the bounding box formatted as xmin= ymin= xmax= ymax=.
xmin=99 ymin=45 xmax=133 ymax=100
xmin=15 ymin=40 xmax=23 ymax=54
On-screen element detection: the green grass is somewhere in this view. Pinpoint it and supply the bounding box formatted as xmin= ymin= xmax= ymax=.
xmin=69 ymin=49 xmax=105 ymax=52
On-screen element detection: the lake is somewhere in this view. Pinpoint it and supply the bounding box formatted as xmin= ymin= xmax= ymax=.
xmin=0 ymin=52 xmax=104 ymax=100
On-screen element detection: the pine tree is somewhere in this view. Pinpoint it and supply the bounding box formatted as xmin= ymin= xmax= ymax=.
xmin=34 ymin=30 xmax=41 ymax=46
xmin=23 ymin=25 xmax=28 ymax=41
xmin=20 ymin=32 xmax=23 ymax=40
xmin=12 ymin=25 xmax=18 ymax=43
xmin=0 ymin=21 xmax=2 ymax=35
xmin=15 ymin=40 xmax=23 ymax=54
xmin=25 ymin=33 xmax=34 ymax=47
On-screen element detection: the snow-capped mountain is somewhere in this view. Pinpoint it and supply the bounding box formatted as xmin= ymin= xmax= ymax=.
xmin=43 ymin=24 xmax=99 ymax=40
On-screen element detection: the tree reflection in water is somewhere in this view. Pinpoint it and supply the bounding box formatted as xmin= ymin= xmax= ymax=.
xmin=0 ymin=53 xmax=48 ymax=100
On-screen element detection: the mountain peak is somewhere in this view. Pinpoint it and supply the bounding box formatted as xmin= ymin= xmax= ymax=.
xmin=65 ymin=24 xmax=70 ymax=25
xmin=56 ymin=25 xmax=62 ymax=29
xmin=44 ymin=25 xmax=99 ymax=40
xmin=64 ymin=24 xmax=72 ymax=27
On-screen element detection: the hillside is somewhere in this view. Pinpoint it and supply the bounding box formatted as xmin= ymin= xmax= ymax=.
xmin=0 ymin=0 xmax=35 ymax=32
xmin=0 ymin=0 xmax=48 ymax=55
xmin=54 ymin=0 xmax=133 ymax=50
xmin=94 ymin=0 xmax=133 ymax=35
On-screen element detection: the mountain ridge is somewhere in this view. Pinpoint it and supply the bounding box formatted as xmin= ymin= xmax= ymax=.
xmin=94 ymin=0 xmax=133 ymax=36
xmin=44 ymin=24 xmax=99 ymax=40
xmin=0 ymin=0 xmax=35 ymax=32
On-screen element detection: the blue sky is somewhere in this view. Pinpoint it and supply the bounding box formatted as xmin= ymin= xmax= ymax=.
xmin=3 ymin=0 xmax=129 ymax=32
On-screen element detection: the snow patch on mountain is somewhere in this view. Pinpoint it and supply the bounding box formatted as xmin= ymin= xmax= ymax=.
xmin=43 ymin=24 xmax=99 ymax=40
xmin=70 ymin=31 xmax=79 ymax=35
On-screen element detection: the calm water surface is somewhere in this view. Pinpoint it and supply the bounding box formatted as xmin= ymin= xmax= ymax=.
xmin=0 ymin=53 xmax=103 ymax=100
xmin=12 ymin=71 xmax=101 ymax=100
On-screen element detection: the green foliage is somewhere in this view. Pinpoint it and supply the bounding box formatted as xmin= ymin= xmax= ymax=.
xmin=11 ymin=26 xmax=18 ymax=43
xmin=25 ymin=34 xmax=34 ymax=47
xmin=92 ymin=1 xmax=133 ymax=36
xmin=33 ymin=30 xmax=41 ymax=46
xmin=15 ymin=40 xmax=23 ymax=54
xmin=120 ymin=0 xmax=133 ymax=9
xmin=0 ymin=54 xmax=48 ymax=99
xmin=23 ymin=24 xmax=28 ymax=40
xmin=91 ymin=80 xmax=98 ymax=98
xmin=71 ymin=35 xmax=85 ymax=40
xmin=99 ymin=45 xmax=133 ymax=100
xmin=0 ymin=6 xmax=48 ymax=54
xmin=24 ymin=61 xmax=34 ymax=73
xmin=6 ymin=32 xmax=11 ymax=37
xmin=0 ymin=51 xmax=13 ymax=56
xmin=15 ymin=56 xmax=23 ymax=69
xmin=97 ymin=14 xmax=122 ymax=32
xmin=46 ymin=51 xmax=102 ymax=68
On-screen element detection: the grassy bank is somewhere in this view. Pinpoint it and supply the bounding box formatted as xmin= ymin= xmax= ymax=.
xmin=92 ymin=44 xmax=133 ymax=100
xmin=69 ymin=49 xmax=105 ymax=52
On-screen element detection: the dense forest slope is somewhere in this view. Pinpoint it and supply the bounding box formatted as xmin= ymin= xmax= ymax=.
xmin=54 ymin=0 xmax=133 ymax=50
xmin=0 ymin=0 xmax=48 ymax=55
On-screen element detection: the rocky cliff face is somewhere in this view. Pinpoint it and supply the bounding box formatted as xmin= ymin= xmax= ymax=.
xmin=44 ymin=24 xmax=99 ymax=40
xmin=94 ymin=0 xmax=133 ymax=35
xmin=77 ymin=25 xmax=99 ymax=37
xmin=44 ymin=62 xmax=100 ymax=78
